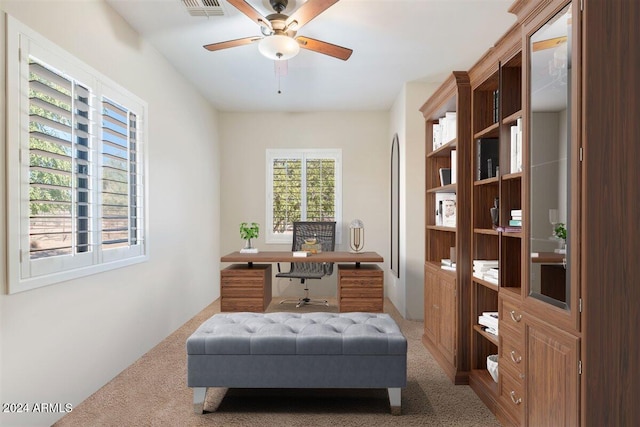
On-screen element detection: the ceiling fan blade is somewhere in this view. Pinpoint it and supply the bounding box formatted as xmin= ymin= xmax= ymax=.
xmin=286 ymin=0 xmax=339 ymax=30
xmin=532 ymin=36 xmax=567 ymax=52
xmin=227 ymin=0 xmax=272 ymax=31
xmin=296 ymin=36 xmax=352 ymax=61
xmin=203 ymin=37 xmax=261 ymax=52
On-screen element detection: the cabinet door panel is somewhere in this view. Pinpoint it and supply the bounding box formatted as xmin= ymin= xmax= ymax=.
xmin=439 ymin=275 xmax=457 ymax=365
xmin=423 ymin=265 xmax=439 ymax=343
xmin=525 ymin=320 xmax=579 ymax=427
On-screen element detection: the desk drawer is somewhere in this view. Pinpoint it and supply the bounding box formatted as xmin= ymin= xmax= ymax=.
xmin=221 ymin=264 xmax=272 ymax=312
xmin=499 ymin=366 xmax=524 ymax=423
xmin=500 ymin=332 xmax=525 ymax=378
xmin=337 ymin=264 xmax=383 ymax=312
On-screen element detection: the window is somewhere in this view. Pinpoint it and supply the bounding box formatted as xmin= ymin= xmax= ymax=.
xmin=266 ymin=149 xmax=342 ymax=244
xmin=6 ymin=16 xmax=148 ymax=293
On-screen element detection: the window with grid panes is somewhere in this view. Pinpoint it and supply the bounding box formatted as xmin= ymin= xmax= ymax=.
xmin=266 ymin=149 xmax=342 ymax=244
xmin=6 ymin=16 xmax=148 ymax=293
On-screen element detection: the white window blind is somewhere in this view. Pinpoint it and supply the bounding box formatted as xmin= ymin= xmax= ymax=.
xmin=28 ymin=60 xmax=92 ymax=259
xmin=6 ymin=16 xmax=148 ymax=293
xmin=100 ymin=98 xmax=142 ymax=250
xmin=266 ymin=149 xmax=342 ymax=244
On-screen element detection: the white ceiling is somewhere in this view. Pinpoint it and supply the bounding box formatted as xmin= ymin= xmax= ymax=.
xmin=105 ymin=0 xmax=517 ymax=112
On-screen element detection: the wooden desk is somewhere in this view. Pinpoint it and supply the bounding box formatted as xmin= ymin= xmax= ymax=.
xmin=531 ymin=251 xmax=566 ymax=302
xmin=221 ymin=251 xmax=383 ymax=265
xmin=220 ymin=251 xmax=384 ymax=312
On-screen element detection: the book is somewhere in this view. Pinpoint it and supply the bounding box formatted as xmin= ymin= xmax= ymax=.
xmin=435 ymin=193 xmax=456 ymax=227
xmin=292 ymin=251 xmax=310 ymax=257
xmin=450 ymin=150 xmax=457 ymax=184
xmin=477 ymin=138 xmax=499 ymax=180
xmin=510 ymin=209 xmax=522 ymax=216
xmin=510 ymin=122 xmax=523 ymax=173
xmin=479 ymin=315 xmax=499 ymax=330
xmin=439 ymin=168 xmax=452 ymax=186
xmin=445 ymin=111 xmax=457 ymax=142
xmin=496 ymin=225 xmax=522 ymax=233
xmin=473 ymin=259 xmax=499 ymax=267
xmin=432 ymin=123 xmax=442 ymax=150
xmin=509 ymin=219 xmax=522 ymax=226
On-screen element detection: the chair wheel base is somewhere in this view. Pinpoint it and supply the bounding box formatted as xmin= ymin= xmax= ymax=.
xmin=279 ymin=297 xmax=329 ymax=308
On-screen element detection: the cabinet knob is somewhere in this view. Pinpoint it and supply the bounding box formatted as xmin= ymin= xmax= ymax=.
xmin=510 ymin=391 xmax=522 ymax=405
xmin=510 ymin=310 xmax=522 ymax=323
xmin=510 ymin=350 xmax=522 ymax=364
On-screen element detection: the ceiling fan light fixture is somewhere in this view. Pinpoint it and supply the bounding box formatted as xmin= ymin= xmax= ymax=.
xmin=258 ymin=34 xmax=300 ymax=60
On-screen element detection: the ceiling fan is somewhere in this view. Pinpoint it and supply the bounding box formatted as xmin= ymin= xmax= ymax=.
xmin=203 ymin=0 xmax=353 ymax=61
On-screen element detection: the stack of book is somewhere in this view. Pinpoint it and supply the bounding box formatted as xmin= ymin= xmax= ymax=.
xmin=479 ymin=311 xmax=499 ymax=336
xmin=509 ymin=209 xmax=522 ymax=227
xmin=473 ymin=259 xmax=499 ymax=284
xmin=441 ymin=258 xmax=456 ymax=271
xmin=432 ymin=112 xmax=457 ymax=150
xmin=483 ymin=268 xmax=499 ymax=284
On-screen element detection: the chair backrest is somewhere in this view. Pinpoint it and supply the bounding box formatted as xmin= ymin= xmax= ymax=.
xmin=291 ymin=221 xmax=336 ymax=276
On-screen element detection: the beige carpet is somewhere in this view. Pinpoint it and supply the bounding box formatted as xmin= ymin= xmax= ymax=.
xmin=55 ymin=298 xmax=500 ymax=427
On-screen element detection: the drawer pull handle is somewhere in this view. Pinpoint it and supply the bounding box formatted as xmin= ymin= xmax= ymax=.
xmin=510 ymin=350 xmax=522 ymax=364
xmin=510 ymin=310 xmax=522 ymax=322
xmin=510 ymin=391 xmax=522 ymax=405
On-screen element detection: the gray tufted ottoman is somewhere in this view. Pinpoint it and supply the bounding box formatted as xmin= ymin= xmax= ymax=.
xmin=186 ymin=312 xmax=407 ymax=415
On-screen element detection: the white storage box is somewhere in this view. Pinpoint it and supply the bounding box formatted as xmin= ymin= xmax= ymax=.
xmin=487 ymin=354 xmax=499 ymax=383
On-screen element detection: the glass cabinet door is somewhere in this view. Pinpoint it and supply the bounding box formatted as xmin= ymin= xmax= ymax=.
xmin=528 ymin=2 xmax=574 ymax=310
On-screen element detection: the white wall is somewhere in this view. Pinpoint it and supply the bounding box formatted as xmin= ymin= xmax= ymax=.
xmin=388 ymin=82 xmax=437 ymax=320
xmin=219 ymin=112 xmax=389 ymax=298
xmin=0 ymin=2 xmax=221 ymax=426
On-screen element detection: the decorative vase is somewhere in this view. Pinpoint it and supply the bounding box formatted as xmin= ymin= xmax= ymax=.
xmin=240 ymin=238 xmax=258 ymax=254
xmin=490 ymin=197 xmax=499 ymax=227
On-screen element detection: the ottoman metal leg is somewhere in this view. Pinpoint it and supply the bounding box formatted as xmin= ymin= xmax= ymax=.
xmin=193 ymin=387 xmax=207 ymax=414
xmin=388 ymin=387 xmax=401 ymax=415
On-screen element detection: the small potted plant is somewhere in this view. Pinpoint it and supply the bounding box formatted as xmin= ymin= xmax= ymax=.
xmin=239 ymin=222 xmax=259 ymax=253
xmin=553 ymin=222 xmax=567 ymax=253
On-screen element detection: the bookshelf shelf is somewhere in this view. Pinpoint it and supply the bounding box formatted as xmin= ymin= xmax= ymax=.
xmin=473 ymin=122 xmax=500 ymax=139
xmin=502 ymin=109 xmax=523 ymax=125
xmin=473 ymin=277 xmax=500 ymax=292
xmin=427 ymin=139 xmax=457 ymax=158
xmin=427 ymin=183 xmax=457 ymax=193
xmin=426 ymin=225 xmax=457 ymax=232
xmin=474 ymin=228 xmax=499 ymax=236
xmin=474 ymin=324 xmax=500 ymax=345
xmin=474 ymin=177 xmax=500 ymax=186
xmin=501 ymin=172 xmax=522 ymax=181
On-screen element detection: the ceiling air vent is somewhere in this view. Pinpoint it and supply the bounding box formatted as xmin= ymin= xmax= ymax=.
xmin=181 ymin=0 xmax=227 ymax=17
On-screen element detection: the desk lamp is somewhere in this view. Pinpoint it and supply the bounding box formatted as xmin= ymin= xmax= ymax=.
xmin=349 ymin=219 xmax=365 ymax=253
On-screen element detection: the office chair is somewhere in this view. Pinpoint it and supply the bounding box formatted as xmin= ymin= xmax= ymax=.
xmin=277 ymin=221 xmax=336 ymax=308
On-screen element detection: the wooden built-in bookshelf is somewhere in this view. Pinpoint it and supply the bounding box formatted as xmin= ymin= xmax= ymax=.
xmin=421 ymin=0 xmax=640 ymax=425
xmin=420 ymin=71 xmax=471 ymax=385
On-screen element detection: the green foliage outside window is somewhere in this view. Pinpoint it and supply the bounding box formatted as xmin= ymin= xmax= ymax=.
xmin=272 ymin=158 xmax=335 ymax=234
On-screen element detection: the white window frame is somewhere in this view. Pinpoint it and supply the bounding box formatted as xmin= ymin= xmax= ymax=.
xmin=266 ymin=148 xmax=342 ymax=245
xmin=5 ymin=16 xmax=149 ymax=294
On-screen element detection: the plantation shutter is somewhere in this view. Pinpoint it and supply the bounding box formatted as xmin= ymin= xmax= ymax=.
xmin=100 ymin=98 xmax=142 ymax=250
xmin=28 ymin=59 xmax=92 ymax=259
xmin=271 ymin=158 xmax=302 ymax=233
xmin=305 ymin=158 xmax=335 ymax=222
xmin=266 ymin=149 xmax=341 ymax=244
xmin=8 ymin=16 xmax=149 ymax=292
